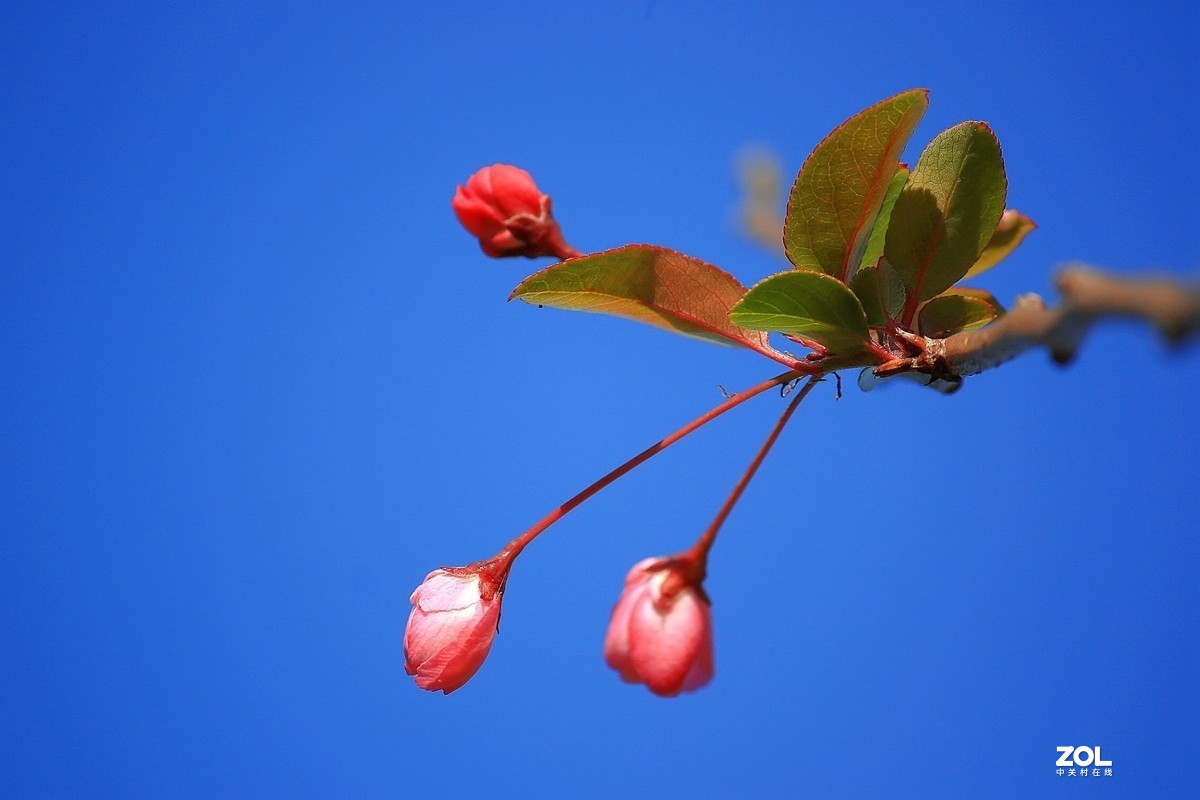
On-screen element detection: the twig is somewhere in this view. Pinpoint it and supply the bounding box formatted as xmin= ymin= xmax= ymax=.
xmin=885 ymin=265 xmax=1200 ymax=380
xmin=733 ymin=152 xmax=1198 ymax=383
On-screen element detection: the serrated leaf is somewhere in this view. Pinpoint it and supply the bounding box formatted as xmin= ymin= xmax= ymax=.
xmin=510 ymin=244 xmax=776 ymax=355
xmin=858 ymin=165 xmax=909 ymax=273
xmin=850 ymin=257 xmax=907 ymax=327
xmin=917 ymin=291 xmax=1001 ymax=338
xmin=885 ymin=122 xmax=1007 ymax=315
xmin=965 ymin=209 xmax=1036 ymax=278
xmin=933 ymin=286 xmax=1005 ymax=311
xmin=784 ymin=90 xmax=928 ymax=283
xmin=730 ymin=270 xmax=872 ymax=355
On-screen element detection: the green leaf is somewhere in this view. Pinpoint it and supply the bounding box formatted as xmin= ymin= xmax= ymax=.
xmin=784 ymin=90 xmax=928 ymax=283
xmin=934 ymin=286 xmax=1004 ymax=311
xmin=965 ymin=209 xmax=1036 ymax=279
xmin=510 ymin=244 xmax=775 ymax=354
xmin=850 ymin=257 xmax=906 ymax=327
xmin=885 ymin=122 xmax=1008 ymax=312
xmin=730 ymin=270 xmax=872 ymax=355
xmin=917 ymin=290 xmax=1002 ymax=338
xmin=858 ymin=165 xmax=909 ymax=273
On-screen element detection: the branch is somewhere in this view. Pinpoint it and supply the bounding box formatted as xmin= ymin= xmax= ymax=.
xmin=732 ymin=151 xmax=1199 ymax=385
xmin=879 ymin=265 xmax=1200 ymax=381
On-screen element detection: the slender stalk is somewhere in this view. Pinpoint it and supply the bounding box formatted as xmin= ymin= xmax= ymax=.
xmin=491 ymin=368 xmax=804 ymax=571
xmin=544 ymin=230 xmax=583 ymax=260
xmin=685 ymin=374 xmax=820 ymax=569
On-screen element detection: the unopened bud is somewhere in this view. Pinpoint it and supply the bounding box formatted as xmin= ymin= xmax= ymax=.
xmin=451 ymin=164 xmax=579 ymax=259
xmin=603 ymin=557 xmax=714 ymax=697
xmin=403 ymin=566 xmax=503 ymax=694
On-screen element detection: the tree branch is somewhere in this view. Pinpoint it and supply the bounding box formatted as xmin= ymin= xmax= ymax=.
xmin=879 ymin=265 xmax=1200 ymax=381
xmin=733 ymin=150 xmax=1198 ymax=385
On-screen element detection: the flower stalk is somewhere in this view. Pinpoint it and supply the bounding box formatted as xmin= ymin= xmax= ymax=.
xmin=489 ymin=367 xmax=805 ymax=574
xmin=602 ymin=374 xmax=821 ymax=695
xmin=677 ymin=373 xmax=820 ymax=583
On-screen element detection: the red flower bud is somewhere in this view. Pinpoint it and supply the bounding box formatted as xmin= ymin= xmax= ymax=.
xmin=404 ymin=567 xmax=502 ymax=694
xmin=451 ymin=164 xmax=580 ymax=259
xmin=603 ymin=557 xmax=714 ymax=697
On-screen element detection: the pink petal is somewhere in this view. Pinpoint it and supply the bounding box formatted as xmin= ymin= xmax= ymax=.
xmin=412 ymin=571 xmax=481 ymax=613
xmin=465 ymin=167 xmax=495 ymax=202
xmin=404 ymin=603 xmax=478 ymax=668
xmin=603 ymin=581 xmax=649 ymax=683
xmin=681 ymin=603 xmax=714 ymax=692
xmin=451 ymin=187 xmax=505 ymax=237
xmin=627 ymin=587 xmax=709 ymax=697
xmin=408 ymin=599 xmax=501 ymax=693
xmin=485 ymin=164 xmax=542 ymax=217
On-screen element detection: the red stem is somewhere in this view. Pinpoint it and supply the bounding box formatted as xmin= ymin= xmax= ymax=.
xmin=545 ymin=228 xmax=584 ymax=260
xmin=868 ymin=342 xmax=894 ymax=362
xmin=683 ymin=374 xmax=820 ymax=571
xmin=491 ymin=368 xmax=804 ymax=571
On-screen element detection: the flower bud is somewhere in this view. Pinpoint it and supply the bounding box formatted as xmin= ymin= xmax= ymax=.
xmin=451 ymin=164 xmax=578 ymax=259
xmin=603 ymin=557 xmax=714 ymax=697
xmin=404 ymin=567 xmax=502 ymax=694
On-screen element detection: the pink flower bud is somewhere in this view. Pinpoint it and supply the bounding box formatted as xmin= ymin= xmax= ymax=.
xmin=451 ymin=164 xmax=579 ymax=259
xmin=404 ymin=567 xmax=502 ymax=694
xmin=603 ymin=557 xmax=714 ymax=697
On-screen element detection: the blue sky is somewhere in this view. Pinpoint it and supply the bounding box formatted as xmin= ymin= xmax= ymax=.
xmin=2 ymin=1 xmax=1196 ymax=797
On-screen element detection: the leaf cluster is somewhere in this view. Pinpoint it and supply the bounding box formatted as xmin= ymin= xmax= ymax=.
xmin=510 ymin=91 xmax=1034 ymax=375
